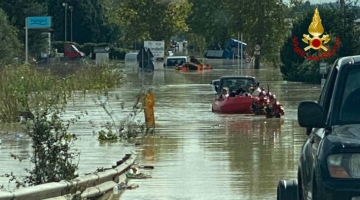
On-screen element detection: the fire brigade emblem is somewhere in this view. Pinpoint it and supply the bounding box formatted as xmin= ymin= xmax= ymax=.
xmin=302 ymin=8 xmax=330 ymax=51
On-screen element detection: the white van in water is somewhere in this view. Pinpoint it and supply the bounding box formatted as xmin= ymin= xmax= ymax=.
xmin=124 ymin=52 xmax=138 ymax=67
xmin=164 ymin=56 xmax=189 ymax=67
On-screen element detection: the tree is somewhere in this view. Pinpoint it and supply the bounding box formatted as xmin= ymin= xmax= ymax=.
xmin=185 ymin=0 xmax=289 ymax=66
xmin=48 ymin=0 xmax=116 ymax=44
xmin=0 ymin=9 xmax=21 ymax=65
xmin=110 ymin=0 xmax=192 ymax=48
xmin=187 ymin=0 xmax=229 ymax=49
xmin=225 ymin=0 xmax=289 ymax=67
xmin=0 ymin=0 xmax=48 ymax=58
xmin=288 ymin=0 xmax=312 ymax=19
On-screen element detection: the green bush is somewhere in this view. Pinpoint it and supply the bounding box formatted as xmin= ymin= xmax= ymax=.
xmin=0 ymin=9 xmax=21 ymax=65
xmin=110 ymin=47 xmax=129 ymax=60
xmin=0 ymin=64 xmax=122 ymax=123
xmin=81 ymin=43 xmax=97 ymax=56
xmin=51 ymin=42 xmax=130 ymax=60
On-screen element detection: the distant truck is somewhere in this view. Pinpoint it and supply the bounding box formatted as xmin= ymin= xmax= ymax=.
xmin=63 ymin=43 xmax=85 ymax=59
xmin=204 ymin=39 xmax=248 ymax=60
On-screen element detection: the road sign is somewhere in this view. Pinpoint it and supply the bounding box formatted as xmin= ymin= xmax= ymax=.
xmin=245 ymin=56 xmax=251 ymax=63
xmin=319 ymin=62 xmax=327 ymax=74
xmin=137 ymin=47 xmax=148 ymax=62
xmin=26 ymin=16 xmax=51 ymax=29
xmin=93 ymin=46 xmax=110 ymax=53
xmin=255 ymin=45 xmax=261 ymax=51
xmin=144 ymin=41 xmax=165 ymax=58
xmin=254 ymin=50 xmax=261 ymax=55
xmin=146 ymin=48 xmax=154 ymax=58
xmin=25 ymin=16 xmax=52 ymax=64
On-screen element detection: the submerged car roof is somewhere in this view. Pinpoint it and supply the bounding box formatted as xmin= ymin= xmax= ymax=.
xmin=167 ymin=56 xmax=187 ymax=59
xmin=220 ymin=76 xmax=255 ymax=79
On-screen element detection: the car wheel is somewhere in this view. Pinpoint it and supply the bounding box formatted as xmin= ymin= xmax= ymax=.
xmin=277 ymin=180 xmax=298 ymax=200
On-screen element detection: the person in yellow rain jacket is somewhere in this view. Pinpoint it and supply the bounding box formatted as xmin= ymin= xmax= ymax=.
xmin=144 ymin=89 xmax=155 ymax=128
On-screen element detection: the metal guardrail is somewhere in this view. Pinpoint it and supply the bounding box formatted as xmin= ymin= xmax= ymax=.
xmin=0 ymin=154 xmax=136 ymax=200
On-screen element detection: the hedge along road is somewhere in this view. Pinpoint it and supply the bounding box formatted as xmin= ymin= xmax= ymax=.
xmin=0 ymin=62 xmax=321 ymax=199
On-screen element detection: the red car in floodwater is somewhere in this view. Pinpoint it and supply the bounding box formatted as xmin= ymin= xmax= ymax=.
xmin=211 ymin=76 xmax=258 ymax=114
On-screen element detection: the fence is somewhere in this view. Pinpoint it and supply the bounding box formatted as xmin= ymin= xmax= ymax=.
xmin=0 ymin=154 xmax=136 ymax=200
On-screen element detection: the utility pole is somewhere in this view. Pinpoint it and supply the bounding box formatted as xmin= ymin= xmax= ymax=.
xmin=339 ymin=0 xmax=345 ymax=36
xmin=237 ymin=32 xmax=240 ymax=75
xmin=254 ymin=1 xmax=265 ymax=69
xmin=62 ymin=3 xmax=68 ymax=41
xmin=69 ymin=6 xmax=73 ymax=41
xmin=241 ymin=33 xmax=243 ymax=75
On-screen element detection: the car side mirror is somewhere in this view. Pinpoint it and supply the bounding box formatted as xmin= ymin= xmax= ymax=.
xmin=306 ymin=127 xmax=312 ymax=136
xmin=298 ymin=101 xmax=325 ymax=130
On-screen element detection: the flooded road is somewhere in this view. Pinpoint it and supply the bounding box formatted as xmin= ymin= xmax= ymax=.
xmin=120 ymin=63 xmax=321 ymax=200
xmin=0 ymin=62 xmax=321 ymax=199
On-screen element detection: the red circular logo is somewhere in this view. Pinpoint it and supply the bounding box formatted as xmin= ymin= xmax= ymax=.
xmin=312 ymin=38 xmax=321 ymax=48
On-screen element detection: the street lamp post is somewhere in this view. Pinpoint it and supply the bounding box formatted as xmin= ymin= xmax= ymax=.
xmin=69 ymin=6 xmax=73 ymax=41
xmin=62 ymin=3 xmax=68 ymax=41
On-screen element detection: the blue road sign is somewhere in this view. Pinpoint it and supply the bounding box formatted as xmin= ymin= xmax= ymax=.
xmin=26 ymin=16 xmax=51 ymax=29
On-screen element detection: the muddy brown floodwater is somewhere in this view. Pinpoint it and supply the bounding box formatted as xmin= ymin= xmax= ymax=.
xmin=0 ymin=61 xmax=321 ymax=199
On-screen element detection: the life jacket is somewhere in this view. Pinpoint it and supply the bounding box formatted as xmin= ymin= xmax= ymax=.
xmin=271 ymin=102 xmax=284 ymax=115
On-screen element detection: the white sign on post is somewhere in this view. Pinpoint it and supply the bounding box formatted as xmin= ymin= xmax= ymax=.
xmin=319 ymin=62 xmax=327 ymax=74
xmin=144 ymin=41 xmax=165 ymax=58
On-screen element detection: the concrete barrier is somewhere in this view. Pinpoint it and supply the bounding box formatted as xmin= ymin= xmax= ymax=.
xmin=0 ymin=154 xmax=136 ymax=200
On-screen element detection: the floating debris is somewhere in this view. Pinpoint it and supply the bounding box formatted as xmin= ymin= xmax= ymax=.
xmin=126 ymin=166 xmax=152 ymax=179
xmin=138 ymin=165 xmax=154 ymax=170
xmin=113 ymin=182 xmax=139 ymax=194
xmin=126 ymin=173 xmax=152 ymax=179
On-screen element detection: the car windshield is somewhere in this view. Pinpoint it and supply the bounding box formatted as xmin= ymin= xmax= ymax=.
xmin=339 ymin=66 xmax=360 ymax=123
xmin=71 ymin=45 xmax=79 ymax=52
xmin=167 ymin=58 xmax=186 ymax=66
xmin=221 ymin=78 xmax=255 ymax=92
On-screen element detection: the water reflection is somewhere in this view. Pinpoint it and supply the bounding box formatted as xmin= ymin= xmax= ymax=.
xmin=220 ymin=118 xmax=301 ymax=199
xmin=120 ymin=66 xmax=320 ymax=200
xmin=141 ymin=137 xmax=155 ymax=162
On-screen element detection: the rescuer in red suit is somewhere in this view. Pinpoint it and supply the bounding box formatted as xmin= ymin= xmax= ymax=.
xmin=251 ymin=91 xmax=269 ymax=115
xmin=265 ymin=95 xmax=285 ymax=118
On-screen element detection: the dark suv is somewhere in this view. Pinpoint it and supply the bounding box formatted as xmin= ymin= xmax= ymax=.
xmin=277 ymin=55 xmax=360 ymax=200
